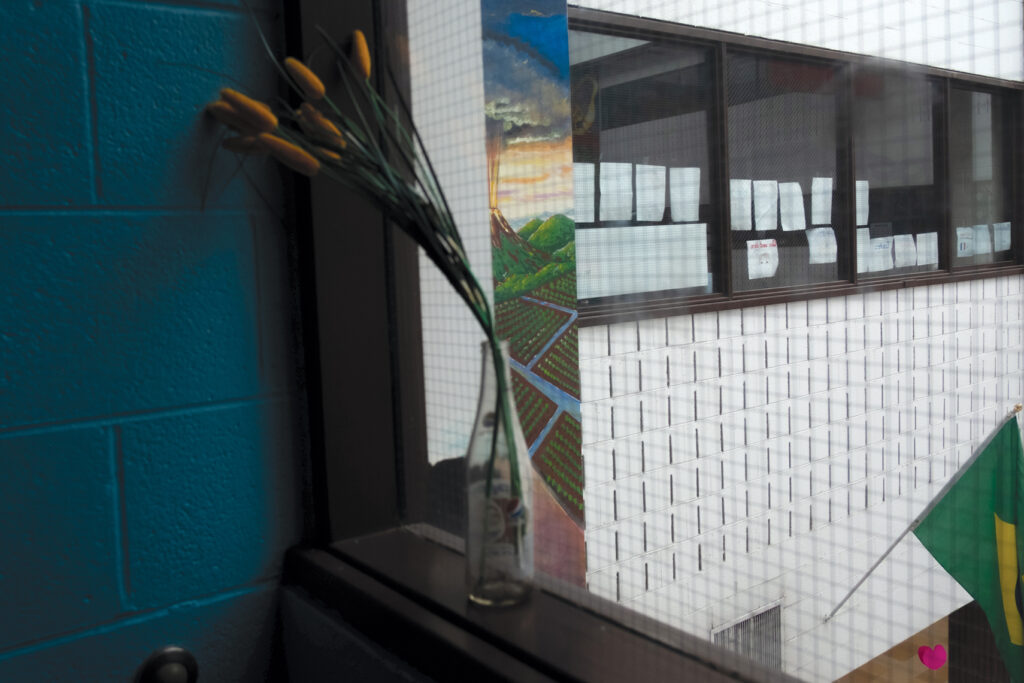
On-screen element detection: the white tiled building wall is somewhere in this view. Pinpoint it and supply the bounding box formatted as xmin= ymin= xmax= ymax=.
xmin=580 ymin=277 xmax=1024 ymax=679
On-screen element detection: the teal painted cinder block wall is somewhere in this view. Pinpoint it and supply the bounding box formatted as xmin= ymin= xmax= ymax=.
xmin=0 ymin=0 xmax=305 ymax=679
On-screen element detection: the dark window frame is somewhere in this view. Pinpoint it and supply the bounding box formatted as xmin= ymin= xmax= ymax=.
xmin=570 ymin=5 xmax=1024 ymax=327
xmin=288 ymin=2 xmax=1020 ymax=680
xmin=288 ymin=1 xmax=793 ymax=680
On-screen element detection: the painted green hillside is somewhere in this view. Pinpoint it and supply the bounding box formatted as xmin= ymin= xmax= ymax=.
xmin=553 ymin=240 xmax=574 ymax=262
xmin=491 ymin=210 xmax=550 ymax=281
xmin=494 ymin=261 xmax=574 ymax=304
xmin=494 ymin=213 xmax=576 ymax=304
xmin=526 ymin=214 xmax=574 ymax=254
xmin=517 ymin=217 xmax=544 ymax=242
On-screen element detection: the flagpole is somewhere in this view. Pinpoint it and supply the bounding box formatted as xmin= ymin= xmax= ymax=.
xmin=823 ymin=403 xmax=1023 ymax=623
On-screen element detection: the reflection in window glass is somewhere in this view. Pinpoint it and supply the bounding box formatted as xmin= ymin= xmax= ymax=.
xmin=852 ymin=70 xmax=941 ymax=276
xmin=570 ymin=31 xmax=719 ymax=302
xmin=950 ymin=88 xmax=1014 ymax=265
xmin=727 ymin=52 xmax=842 ymax=291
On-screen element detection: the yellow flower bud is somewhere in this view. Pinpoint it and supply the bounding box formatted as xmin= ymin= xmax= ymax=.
xmin=219 ymin=88 xmax=278 ymax=133
xmin=205 ymin=100 xmax=258 ymax=135
xmin=285 ymin=57 xmax=326 ymax=101
xmin=314 ymin=146 xmax=341 ymax=162
xmin=351 ymin=30 xmax=371 ymax=80
xmin=297 ymin=103 xmax=346 ymax=148
xmin=258 ymin=133 xmax=321 ymax=177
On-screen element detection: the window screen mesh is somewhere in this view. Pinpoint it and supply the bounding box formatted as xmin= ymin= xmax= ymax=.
xmin=407 ymin=1 xmax=1024 ymax=680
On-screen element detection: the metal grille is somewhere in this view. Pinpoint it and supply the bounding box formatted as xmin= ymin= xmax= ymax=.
xmin=712 ymin=605 xmax=782 ymax=671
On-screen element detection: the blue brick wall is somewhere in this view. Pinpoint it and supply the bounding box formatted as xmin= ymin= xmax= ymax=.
xmin=0 ymin=0 xmax=304 ymax=679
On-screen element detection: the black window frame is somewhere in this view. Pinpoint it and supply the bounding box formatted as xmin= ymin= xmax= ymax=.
xmin=569 ymin=6 xmax=1024 ymax=327
xmin=286 ymin=1 xmax=795 ymax=680
xmin=287 ymin=2 xmax=1021 ymax=680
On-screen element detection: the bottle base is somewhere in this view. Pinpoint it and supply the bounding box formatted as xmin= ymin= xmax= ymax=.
xmin=468 ymin=579 xmax=532 ymax=607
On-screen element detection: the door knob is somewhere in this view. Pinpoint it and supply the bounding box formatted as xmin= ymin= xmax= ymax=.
xmin=134 ymin=646 xmax=198 ymax=683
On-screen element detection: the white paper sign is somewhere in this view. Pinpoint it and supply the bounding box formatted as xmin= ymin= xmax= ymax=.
xmin=956 ymin=227 xmax=976 ymax=258
xmin=576 ymin=224 xmax=709 ymax=298
xmin=856 ymin=228 xmax=871 ymax=273
xmin=994 ymin=221 xmax=1012 ymax=251
xmin=573 ymin=162 xmax=595 ymax=223
xmin=669 ymin=167 xmax=701 ymax=222
xmin=870 ymin=237 xmax=894 ymax=272
xmin=779 ymin=182 xmax=806 ymax=231
xmin=747 ymin=238 xmax=779 ymax=279
xmin=811 ymin=177 xmax=833 ymax=225
xmin=806 ymin=227 xmax=837 ymax=264
xmin=893 ymin=234 xmax=917 ymax=267
xmin=600 ymin=162 xmax=633 ymax=221
xmin=916 ymin=232 xmax=939 ymax=265
xmin=753 ymin=180 xmax=778 ymax=231
xmin=730 ymin=179 xmax=752 ymax=230
xmin=856 ymin=180 xmax=870 ymax=226
xmin=679 ymin=224 xmax=709 ymax=288
xmin=635 ymin=164 xmax=666 ymax=222
xmin=974 ymin=224 xmax=992 ymax=255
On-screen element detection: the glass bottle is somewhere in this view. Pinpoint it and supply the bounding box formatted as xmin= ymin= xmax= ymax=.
xmin=465 ymin=340 xmax=533 ymax=606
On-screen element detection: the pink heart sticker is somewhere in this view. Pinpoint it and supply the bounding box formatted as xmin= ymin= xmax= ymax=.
xmin=918 ymin=644 xmax=947 ymax=670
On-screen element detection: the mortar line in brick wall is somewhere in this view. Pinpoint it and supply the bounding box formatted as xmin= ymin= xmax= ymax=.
xmin=252 ymin=218 xmax=266 ymax=383
xmin=81 ymin=3 xmax=102 ymax=202
xmin=112 ymin=425 xmax=133 ymax=609
xmin=0 ymin=392 xmax=290 ymax=439
xmin=93 ymin=0 xmax=275 ymax=18
xmin=0 ymin=580 xmax=273 ymax=661
xmin=0 ymin=207 xmax=251 ymax=215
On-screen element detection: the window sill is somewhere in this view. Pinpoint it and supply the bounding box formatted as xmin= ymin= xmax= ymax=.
xmin=285 ymin=527 xmax=796 ymax=682
xmin=579 ymin=263 xmax=1024 ymax=326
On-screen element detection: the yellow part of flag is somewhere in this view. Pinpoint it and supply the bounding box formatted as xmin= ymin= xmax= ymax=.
xmin=994 ymin=512 xmax=1024 ymax=645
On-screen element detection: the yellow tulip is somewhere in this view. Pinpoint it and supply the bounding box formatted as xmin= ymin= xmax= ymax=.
xmin=219 ymin=88 xmax=278 ymax=133
xmin=314 ymin=146 xmax=342 ymax=162
xmin=205 ymin=101 xmax=258 ymax=135
xmin=351 ymin=30 xmax=371 ymax=80
xmin=285 ymin=57 xmax=326 ymax=101
xmin=258 ymin=133 xmax=321 ymax=177
xmin=297 ymin=103 xmax=346 ymax=148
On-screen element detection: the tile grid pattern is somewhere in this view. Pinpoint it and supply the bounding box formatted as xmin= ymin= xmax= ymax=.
xmin=581 ymin=277 xmax=1024 ymax=678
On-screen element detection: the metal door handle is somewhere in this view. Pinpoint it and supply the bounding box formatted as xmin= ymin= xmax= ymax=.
xmin=134 ymin=646 xmax=198 ymax=683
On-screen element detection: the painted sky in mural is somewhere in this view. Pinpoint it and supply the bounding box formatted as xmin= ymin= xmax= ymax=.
xmin=481 ymin=1 xmax=574 ymax=227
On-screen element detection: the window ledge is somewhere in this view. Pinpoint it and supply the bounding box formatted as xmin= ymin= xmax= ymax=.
xmin=285 ymin=527 xmax=797 ymax=682
xmin=579 ymin=263 xmax=1024 ymax=326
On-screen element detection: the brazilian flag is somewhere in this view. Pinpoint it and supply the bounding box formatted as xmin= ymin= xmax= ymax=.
xmin=914 ymin=417 xmax=1024 ymax=682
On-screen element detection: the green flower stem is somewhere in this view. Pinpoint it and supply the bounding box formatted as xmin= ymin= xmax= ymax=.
xmin=239 ymin=14 xmax=525 ymax=573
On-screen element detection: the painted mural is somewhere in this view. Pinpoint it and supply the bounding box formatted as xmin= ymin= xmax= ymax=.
xmin=479 ymin=0 xmax=584 ymax=584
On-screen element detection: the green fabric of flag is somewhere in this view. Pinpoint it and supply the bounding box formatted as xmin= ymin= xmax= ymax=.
xmin=914 ymin=418 xmax=1024 ymax=682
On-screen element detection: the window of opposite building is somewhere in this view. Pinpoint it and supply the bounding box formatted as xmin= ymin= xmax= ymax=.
xmin=569 ymin=16 xmax=1023 ymax=323
xmin=950 ymin=86 xmax=1016 ymax=267
xmin=852 ymin=69 xmax=944 ymax=279
xmin=571 ymin=32 xmax=723 ymax=303
xmin=726 ymin=50 xmax=844 ymax=291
